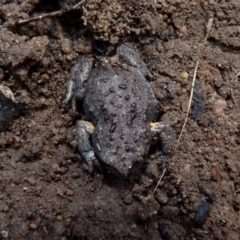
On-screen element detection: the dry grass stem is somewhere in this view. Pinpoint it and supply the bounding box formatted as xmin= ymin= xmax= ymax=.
xmin=175 ymin=18 xmax=213 ymax=151
xmin=1 ymin=0 xmax=86 ymax=29
xmin=153 ymin=18 xmax=214 ymax=193
xmin=153 ymin=168 xmax=166 ymax=194
xmin=174 ymin=59 xmax=200 ymax=150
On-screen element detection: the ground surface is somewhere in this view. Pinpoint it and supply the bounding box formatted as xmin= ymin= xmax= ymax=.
xmin=0 ymin=0 xmax=240 ymax=239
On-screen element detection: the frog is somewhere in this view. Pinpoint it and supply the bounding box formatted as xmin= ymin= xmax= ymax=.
xmin=63 ymin=44 xmax=175 ymax=178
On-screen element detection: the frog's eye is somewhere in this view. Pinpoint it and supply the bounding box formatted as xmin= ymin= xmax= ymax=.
xmin=92 ymin=40 xmax=109 ymax=56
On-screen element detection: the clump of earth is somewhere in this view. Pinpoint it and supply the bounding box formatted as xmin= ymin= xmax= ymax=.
xmin=0 ymin=0 xmax=240 ymax=239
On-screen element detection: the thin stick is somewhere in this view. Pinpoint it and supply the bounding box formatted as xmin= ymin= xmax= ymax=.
xmin=153 ymin=18 xmax=214 ymax=193
xmin=204 ymin=18 xmax=213 ymax=44
xmin=153 ymin=168 xmax=166 ymax=194
xmin=1 ymin=0 xmax=86 ymax=28
xmin=174 ymin=59 xmax=200 ymax=150
xmin=175 ymin=18 xmax=213 ymax=151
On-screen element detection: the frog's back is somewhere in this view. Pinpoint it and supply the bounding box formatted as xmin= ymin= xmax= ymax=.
xmin=84 ymin=61 xmax=158 ymax=123
xmin=83 ymin=61 xmax=159 ymax=177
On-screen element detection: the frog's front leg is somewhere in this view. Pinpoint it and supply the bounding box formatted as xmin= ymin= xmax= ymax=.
xmin=76 ymin=120 xmax=99 ymax=173
xmin=62 ymin=55 xmax=93 ymax=107
xmin=150 ymin=117 xmax=176 ymax=155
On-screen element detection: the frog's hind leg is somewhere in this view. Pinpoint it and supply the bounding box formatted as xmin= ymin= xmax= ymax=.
xmin=76 ymin=120 xmax=99 ymax=173
xmin=150 ymin=117 xmax=176 ymax=155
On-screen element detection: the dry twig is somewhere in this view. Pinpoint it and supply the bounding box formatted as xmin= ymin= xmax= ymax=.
xmin=153 ymin=18 xmax=214 ymax=193
xmin=174 ymin=59 xmax=200 ymax=150
xmin=153 ymin=168 xmax=166 ymax=194
xmin=175 ymin=17 xmax=213 ymax=151
xmin=1 ymin=0 xmax=86 ymax=29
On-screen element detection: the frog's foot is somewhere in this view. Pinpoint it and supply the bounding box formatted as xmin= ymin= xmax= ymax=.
xmin=150 ymin=121 xmax=176 ymax=155
xmin=62 ymin=56 xmax=93 ymax=110
xmin=62 ymin=77 xmax=75 ymax=104
xmin=76 ymin=120 xmax=99 ymax=173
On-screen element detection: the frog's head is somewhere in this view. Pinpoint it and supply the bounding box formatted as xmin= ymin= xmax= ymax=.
xmin=116 ymin=44 xmax=148 ymax=76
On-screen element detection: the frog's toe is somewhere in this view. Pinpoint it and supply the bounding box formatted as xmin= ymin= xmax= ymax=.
xmin=150 ymin=121 xmax=176 ymax=155
xmin=62 ymin=78 xmax=75 ymax=104
xmin=81 ymin=151 xmax=95 ymax=173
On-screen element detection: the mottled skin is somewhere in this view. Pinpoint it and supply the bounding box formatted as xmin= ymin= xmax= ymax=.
xmin=63 ymin=45 xmax=175 ymax=178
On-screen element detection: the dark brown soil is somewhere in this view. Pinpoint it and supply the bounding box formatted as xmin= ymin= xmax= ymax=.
xmin=0 ymin=1 xmax=240 ymax=239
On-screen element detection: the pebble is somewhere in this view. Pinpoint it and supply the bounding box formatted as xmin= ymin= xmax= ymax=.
xmin=180 ymin=71 xmax=189 ymax=85
xmin=0 ymin=85 xmax=15 ymax=101
xmin=25 ymin=176 xmax=36 ymax=186
xmin=65 ymin=189 xmax=74 ymax=196
xmin=57 ymin=215 xmax=63 ymax=221
xmin=71 ymin=172 xmax=81 ymax=179
xmin=194 ymin=202 xmax=211 ymax=226
xmin=130 ymin=224 xmax=137 ymax=229
xmin=213 ymin=99 xmax=227 ymax=115
xmin=191 ymin=80 xmax=205 ymax=121
xmin=123 ymin=193 xmax=133 ymax=204
xmin=0 ymin=91 xmax=25 ymax=133
xmin=30 ymin=223 xmax=38 ymax=230
xmin=178 ymin=26 xmax=187 ymax=37
xmin=155 ymin=190 xmax=168 ymax=204
xmin=0 ymin=231 xmax=8 ymax=238
xmin=61 ymin=38 xmax=72 ymax=54
xmin=52 ymin=221 xmax=66 ymax=236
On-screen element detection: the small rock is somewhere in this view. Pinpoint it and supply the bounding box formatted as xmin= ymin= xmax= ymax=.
xmin=155 ymin=189 xmax=168 ymax=204
xmin=0 ymin=91 xmax=25 ymax=133
xmin=15 ymin=68 xmax=28 ymax=81
xmin=162 ymin=206 xmax=179 ymax=219
xmin=51 ymin=221 xmax=66 ymax=236
xmin=30 ymin=223 xmax=38 ymax=230
xmin=191 ymin=80 xmax=205 ymax=121
xmin=194 ymin=202 xmax=211 ymax=226
xmin=130 ymin=224 xmax=137 ymax=229
xmin=61 ymin=38 xmax=72 ymax=54
xmin=210 ymin=165 xmax=221 ymax=181
xmin=123 ymin=193 xmax=133 ymax=204
xmin=57 ymin=215 xmax=63 ymax=221
xmin=1 ymin=204 xmax=9 ymax=212
xmin=0 ymin=231 xmax=8 ymax=238
xmin=25 ymin=176 xmax=36 ymax=186
xmin=178 ymin=25 xmax=187 ymax=38
xmin=74 ymin=40 xmax=93 ymax=53
xmin=200 ymin=184 xmax=216 ymax=203
xmin=65 ymin=189 xmax=74 ymax=196
xmin=233 ymin=194 xmax=240 ymax=210
xmin=71 ymin=172 xmax=81 ymax=179
xmin=158 ymin=222 xmax=186 ymax=239
xmin=52 ymin=163 xmax=68 ymax=175
xmin=0 ymin=85 xmax=15 ymax=101
xmin=213 ymin=99 xmax=227 ymax=115
xmin=180 ymin=71 xmax=189 ymax=85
